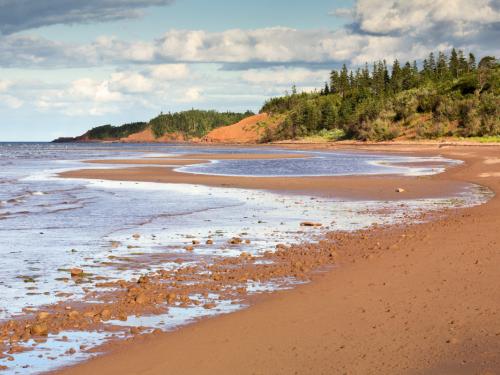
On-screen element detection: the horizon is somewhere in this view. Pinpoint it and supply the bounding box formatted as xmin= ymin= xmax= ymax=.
xmin=0 ymin=0 xmax=499 ymax=141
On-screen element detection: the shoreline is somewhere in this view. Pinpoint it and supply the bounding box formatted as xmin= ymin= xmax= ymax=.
xmin=49 ymin=144 xmax=500 ymax=374
xmin=59 ymin=150 xmax=469 ymax=201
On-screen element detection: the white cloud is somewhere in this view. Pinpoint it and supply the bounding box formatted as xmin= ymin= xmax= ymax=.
xmin=178 ymin=87 xmax=202 ymax=103
xmin=108 ymin=72 xmax=154 ymax=94
xmin=0 ymin=80 xmax=11 ymax=92
xmin=149 ymin=64 xmax=190 ymax=80
xmin=242 ymin=67 xmax=329 ymax=85
xmin=353 ymin=0 xmax=500 ymax=35
xmin=1 ymin=95 xmax=23 ymax=109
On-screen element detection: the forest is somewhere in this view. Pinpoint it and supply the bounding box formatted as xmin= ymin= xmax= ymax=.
xmin=260 ymin=49 xmax=499 ymax=142
xmin=149 ymin=109 xmax=254 ymax=138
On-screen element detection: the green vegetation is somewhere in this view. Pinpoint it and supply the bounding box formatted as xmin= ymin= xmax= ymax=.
xmin=149 ymin=109 xmax=253 ymax=138
xmin=75 ymin=110 xmax=254 ymax=141
xmin=260 ymin=50 xmax=499 ymax=142
xmin=85 ymin=122 xmax=148 ymax=140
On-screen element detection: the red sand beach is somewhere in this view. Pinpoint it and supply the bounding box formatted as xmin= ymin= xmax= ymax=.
xmin=49 ymin=144 xmax=500 ymax=375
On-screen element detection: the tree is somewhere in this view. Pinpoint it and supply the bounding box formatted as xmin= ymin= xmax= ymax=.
xmin=436 ymin=51 xmax=449 ymax=79
xmin=468 ymin=53 xmax=477 ymax=72
xmin=339 ymin=64 xmax=350 ymax=98
xmin=329 ymin=70 xmax=340 ymax=94
xmin=449 ymin=48 xmax=459 ymax=78
xmin=391 ymin=59 xmax=402 ymax=93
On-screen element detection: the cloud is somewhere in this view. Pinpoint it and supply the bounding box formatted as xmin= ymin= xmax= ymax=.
xmin=0 ymin=80 xmax=11 ymax=92
xmin=108 ymin=72 xmax=154 ymax=94
xmin=2 ymin=0 xmax=499 ymax=70
xmin=149 ymin=64 xmax=190 ymax=80
xmin=352 ymin=0 xmax=500 ymax=35
xmin=155 ymin=27 xmax=359 ymax=64
xmin=242 ymin=67 xmax=329 ymax=85
xmin=178 ymin=87 xmax=202 ymax=103
xmin=0 ymin=0 xmax=175 ymax=34
xmin=0 ymin=95 xmax=23 ymax=109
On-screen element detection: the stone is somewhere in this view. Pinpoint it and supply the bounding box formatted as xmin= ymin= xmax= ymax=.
xmin=135 ymin=294 xmax=148 ymax=305
xmin=100 ymin=309 xmax=112 ymax=321
xmin=70 ymin=268 xmax=83 ymax=277
xmin=206 ymin=239 xmax=214 ymax=245
xmin=300 ymin=222 xmax=322 ymax=227
xmin=395 ymin=188 xmax=406 ymax=193
xmin=37 ymin=312 xmax=50 ymax=321
xmin=30 ymin=324 xmax=48 ymax=336
xmin=68 ymin=311 xmax=80 ymax=320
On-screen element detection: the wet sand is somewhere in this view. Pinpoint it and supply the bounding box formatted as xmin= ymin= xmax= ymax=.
xmin=62 ymin=152 xmax=465 ymax=201
xmin=53 ymin=144 xmax=500 ymax=374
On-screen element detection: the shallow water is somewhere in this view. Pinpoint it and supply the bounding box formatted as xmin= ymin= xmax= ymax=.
xmin=0 ymin=143 xmax=492 ymax=374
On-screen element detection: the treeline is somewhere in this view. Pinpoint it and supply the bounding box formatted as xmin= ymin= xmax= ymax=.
xmin=84 ymin=122 xmax=148 ymax=140
xmin=73 ymin=110 xmax=254 ymax=141
xmin=261 ymin=49 xmax=499 ymax=141
xmin=150 ymin=109 xmax=254 ymax=138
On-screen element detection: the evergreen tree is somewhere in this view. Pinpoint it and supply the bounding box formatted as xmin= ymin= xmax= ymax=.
xmin=449 ymin=48 xmax=459 ymax=78
xmin=468 ymin=53 xmax=477 ymax=71
xmin=329 ymin=70 xmax=340 ymax=94
xmin=391 ymin=59 xmax=402 ymax=93
xmin=323 ymin=82 xmax=330 ymax=95
xmin=457 ymin=50 xmax=468 ymax=75
xmin=401 ymin=62 xmax=413 ymax=90
xmin=436 ymin=51 xmax=448 ymax=79
xmin=339 ymin=64 xmax=350 ymax=98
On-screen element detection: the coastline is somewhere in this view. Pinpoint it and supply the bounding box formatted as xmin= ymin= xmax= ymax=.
xmin=48 ymin=144 xmax=500 ymax=374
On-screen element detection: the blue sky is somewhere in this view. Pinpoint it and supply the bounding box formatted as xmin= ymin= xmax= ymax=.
xmin=0 ymin=0 xmax=498 ymax=141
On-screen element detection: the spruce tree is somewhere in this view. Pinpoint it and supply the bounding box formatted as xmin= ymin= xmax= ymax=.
xmin=449 ymin=48 xmax=459 ymax=78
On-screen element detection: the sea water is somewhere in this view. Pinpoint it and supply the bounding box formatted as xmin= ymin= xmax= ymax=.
xmin=0 ymin=143 xmax=491 ymax=374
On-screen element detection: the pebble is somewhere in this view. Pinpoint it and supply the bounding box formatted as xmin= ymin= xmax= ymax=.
xmin=30 ymin=323 xmax=48 ymax=336
xmin=70 ymin=268 xmax=83 ymax=277
xmin=300 ymin=222 xmax=322 ymax=227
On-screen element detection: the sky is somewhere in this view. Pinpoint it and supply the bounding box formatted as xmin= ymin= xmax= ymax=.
xmin=0 ymin=0 xmax=499 ymax=141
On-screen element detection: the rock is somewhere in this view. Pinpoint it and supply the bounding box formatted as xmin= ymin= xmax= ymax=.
xmin=137 ymin=275 xmax=149 ymax=284
xmin=166 ymin=293 xmax=176 ymax=304
xmin=132 ymin=233 xmax=141 ymax=239
xmin=185 ymin=245 xmax=194 ymax=252
xmin=245 ymin=239 xmax=251 ymax=244
xmin=130 ymin=327 xmax=141 ymax=335
xmin=300 ymin=222 xmax=322 ymax=227
xmin=100 ymin=309 xmax=112 ymax=321
xmin=70 ymin=268 xmax=83 ymax=277
xmin=395 ymin=188 xmax=406 ymax=193
xmin=30 ymin=323 xmax=48 ymax=336
xmin=68 ymin=311 xmax=80 ymax=320
xmin=206 ymin=239 xmax=214 ymax=245
xmin=229 ymin=237 xmax=242 ymax=244
xmin=203 ymin=303 xmax=216 ymax=309
xmin=37 ymin=312 xmax=50 ymax=321
xmin=135 ymin=293 xmax=148 ymax=305
xmin=192 ymin=240 xmax=200 ymax=245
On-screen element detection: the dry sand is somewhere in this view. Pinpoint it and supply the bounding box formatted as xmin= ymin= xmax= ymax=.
xmin=53 ymin=144 xmax=500 ymax=375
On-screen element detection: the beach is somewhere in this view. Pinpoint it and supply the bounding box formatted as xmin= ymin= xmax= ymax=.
xmin=45 ymin=143 xmax=500 ymax=375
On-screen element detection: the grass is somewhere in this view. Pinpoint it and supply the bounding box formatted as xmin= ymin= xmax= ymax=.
xmin=456 ymin=136 xmax=500 ymax=143
xmin=298 ymin=128 xmax=346 ymax=143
